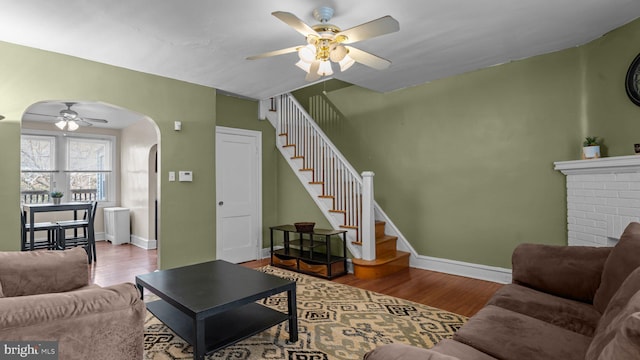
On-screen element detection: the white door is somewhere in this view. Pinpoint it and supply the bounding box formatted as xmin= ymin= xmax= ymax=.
xmin=215 ymin=127 xmax=262 ymax=263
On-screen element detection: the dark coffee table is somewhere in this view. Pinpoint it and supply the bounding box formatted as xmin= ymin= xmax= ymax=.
xmin=135 ymin=260 xmax=298 ymax=360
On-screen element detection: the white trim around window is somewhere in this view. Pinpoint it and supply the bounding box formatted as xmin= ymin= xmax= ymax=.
xmin=21 ymin=129 xmax=117 ymax=207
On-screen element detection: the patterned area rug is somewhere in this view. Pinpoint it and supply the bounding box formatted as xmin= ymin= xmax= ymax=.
xmin=143 ymin=266 xmax=467 ymax=360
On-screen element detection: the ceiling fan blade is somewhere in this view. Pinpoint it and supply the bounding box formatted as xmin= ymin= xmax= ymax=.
xmin=272 ymin=11 xmax=319 ymax=38
xmin=247 ymin=46 xmax=300 ymax=60
xmin=24 ymin=111 xmax=57 ymax=118
xmin=345 ymin=46 xmax=391 ymax=70
xmin=76 ymin=118 xmax=94 ymax=127
xmin=305 ymin=62 xmax=322 ymax=82
xmin=337 ymin=16 xmax=399 ymax=44
xmin=81 ymin=117 xmax=108 ymax=123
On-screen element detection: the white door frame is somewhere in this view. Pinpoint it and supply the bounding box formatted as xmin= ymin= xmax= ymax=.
xmin=215 ymin=126 xmax=262 ymax=261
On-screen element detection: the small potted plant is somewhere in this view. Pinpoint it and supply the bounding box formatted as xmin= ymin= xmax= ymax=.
xmin=582 ymin=136 xmax=601 ymax=159
xmin=50 ymin=191 xmax=63 ymax=205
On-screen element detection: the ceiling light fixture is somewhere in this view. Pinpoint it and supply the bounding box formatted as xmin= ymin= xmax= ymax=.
xmin=247 ymin=7 xmax=399 ymax=82
xmin=55 ymin=118 xmax=79 ymax=131
xmin=294 ymin=8 xmax=351 ymax=81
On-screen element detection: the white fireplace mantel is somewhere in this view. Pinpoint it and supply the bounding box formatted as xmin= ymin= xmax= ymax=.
xmin=554 ymin=155 xmax=640 ymax=247
xmin=554 ymin=155 xmax=640 ymax=175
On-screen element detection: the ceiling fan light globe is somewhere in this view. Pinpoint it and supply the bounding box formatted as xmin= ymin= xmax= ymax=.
xmin=55 ymin=119 xmax=67 ymax=130
xmin=318 ymin=61 xmax=333 ymax=76
xmin=298 ymin=45 xmax=316 ymax=63
xmin=339 ymin=55 xmax=356 ymax=72
xmin=67 ymin=120 xmax=79 ymax=131
xmin=330 ymin=45 xmax=348 ymax=62
xmin=295 ymin=60 xmax=312 ymax=73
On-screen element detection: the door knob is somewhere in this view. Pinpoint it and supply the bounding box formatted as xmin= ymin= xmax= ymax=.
xmin=218 ymin=201 xmax=224 ymax=206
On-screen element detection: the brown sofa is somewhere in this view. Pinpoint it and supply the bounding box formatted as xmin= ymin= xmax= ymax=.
xmin=0 ymin=247 xmax=145 ymax=360
xmin=364 ymin=222 xmax=640 ymax=360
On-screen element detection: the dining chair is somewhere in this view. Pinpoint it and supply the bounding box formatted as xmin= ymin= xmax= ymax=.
xmin=20 ymin=210 xmax=59 ymax=251
xmin=57 ymin=201 xmax=98 ymax=263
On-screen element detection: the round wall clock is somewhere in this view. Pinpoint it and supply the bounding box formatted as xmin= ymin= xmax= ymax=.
xmin=625 ymin=53 xmax=640 ymax=106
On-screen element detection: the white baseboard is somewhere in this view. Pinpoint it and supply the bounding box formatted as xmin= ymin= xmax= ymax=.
xmin=261 ymin=246 xmax=282 ymax=259
xmin=131 ymin=235 xmax=157 ymax=250
xmin=261 ymin=247 xmax=511 ymax=284
xmin=410 ymin=255 xmax=512 ymax=284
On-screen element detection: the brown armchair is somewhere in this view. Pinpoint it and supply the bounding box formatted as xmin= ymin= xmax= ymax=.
xmin=0 ymin=247 xmax=145 ymax=360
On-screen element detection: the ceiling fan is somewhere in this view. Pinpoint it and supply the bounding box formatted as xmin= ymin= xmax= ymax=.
xmin=25 ymin=102 xmax=108 ymax=131
xmin=247 ymin=6 xmax=399 ymax=81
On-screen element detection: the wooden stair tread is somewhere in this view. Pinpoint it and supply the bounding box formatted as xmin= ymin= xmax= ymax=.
xmin=291 ymin=156 xmax=304 ymax=159
xmin=376 ymin=234 xmax=397 ymax=242
xmin=329 ymin=209 xmax=346 ymax=214
xmin=319 ymin=195 xmax=334 ymax=199
xmin=351 ymin=251 xmax=410 ymax=266
xmin=309 ymin=181 xmax=324 ymax=185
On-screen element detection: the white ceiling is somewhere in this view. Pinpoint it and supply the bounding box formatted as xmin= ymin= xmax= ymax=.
xmin=2 ymin=0 xmax=640 ymax=103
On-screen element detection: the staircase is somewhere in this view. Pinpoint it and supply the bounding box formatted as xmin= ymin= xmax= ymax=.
xmin=351 ymin=221 xmax=410 ymax=279
xmin=261 ymin=93 xmax=412 ymax=279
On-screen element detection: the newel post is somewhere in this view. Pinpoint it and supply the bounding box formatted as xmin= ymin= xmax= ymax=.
xmin=361 ymin=171 xmax=376 ymax=261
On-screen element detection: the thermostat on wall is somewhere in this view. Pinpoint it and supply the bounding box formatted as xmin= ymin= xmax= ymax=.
xmin=178 ymin=171 xmax=193 ymax=182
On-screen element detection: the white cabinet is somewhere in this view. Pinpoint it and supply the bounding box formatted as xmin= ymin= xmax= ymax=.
xmin=104 ymin=207 xmax=130 ymax=245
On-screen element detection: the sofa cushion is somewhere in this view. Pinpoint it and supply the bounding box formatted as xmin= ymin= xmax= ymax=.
xmin=0 ymin=247 xmax=88 ymax=297
xmin=363 ymin=343 xmax=460 ymax=360
xmin=453 ymin=305 xmax=592 ymax=360
xmin=0 ymin=283 xmax=144 ymax=360
xmin=597 ymin=312 xmax=640 ymax=360
xmin=595 ymin=267 xmax=640 ymax=338
xmin=0 ymin=283 xmax=141 ymax=329
xmin=512 ymin=244 xmax=611 ymax=303
xmin=487 ymin=283 xmax=601 ymax=336
xmin=593 ymin=222 xmax=640 ymax=313
xmin=586 ymin=276 xmax=640 ymax=360
xmin=431 ymin=339 xmax=498 ymax=360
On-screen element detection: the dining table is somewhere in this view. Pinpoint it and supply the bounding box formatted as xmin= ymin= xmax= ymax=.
xmin=22 ymin=202 xmax=95 ymax=261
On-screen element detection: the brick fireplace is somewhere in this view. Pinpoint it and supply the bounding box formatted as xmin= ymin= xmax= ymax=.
xmin=554 ymin=155 xmax=640 ymax=246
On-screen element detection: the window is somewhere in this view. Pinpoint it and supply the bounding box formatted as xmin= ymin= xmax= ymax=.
xmin=21 ymin=131 xmax=115 ymax=204
xmin=67 ymin=138 xmax=111 ymax=201
xmin=20 ymin=135 xmax=56 ymax=203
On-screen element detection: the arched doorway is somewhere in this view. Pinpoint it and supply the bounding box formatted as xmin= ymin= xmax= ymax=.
xmin=20 ymin=100 xmax=160 ymax=268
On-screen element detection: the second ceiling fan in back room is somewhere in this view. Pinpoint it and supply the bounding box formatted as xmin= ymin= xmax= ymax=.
xmin=247 ymin=6 xmax=400 ymax=81
xmin=25 ymin=102 xmax=108 ymax=131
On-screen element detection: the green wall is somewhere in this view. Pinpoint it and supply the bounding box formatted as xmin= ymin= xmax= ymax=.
xmin=297 ymin=51 xmax=580 ymax=268
xmin=0 ymin=41 xmax=216 ymax=269
xmin=289 ymin=19 xmax=640 ymax=269
xmin=585 ymin=19 xmax=640 ymax=155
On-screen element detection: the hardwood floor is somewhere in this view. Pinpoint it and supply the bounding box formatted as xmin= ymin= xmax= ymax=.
xmin=90 ymin=241 xmax=157 ymax=287
xmin=91 ymin=242 xmax=502 ymax=317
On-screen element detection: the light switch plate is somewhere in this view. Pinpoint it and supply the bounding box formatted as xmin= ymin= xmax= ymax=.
xmin=168 ymin=171 xmax=176 ymax=181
